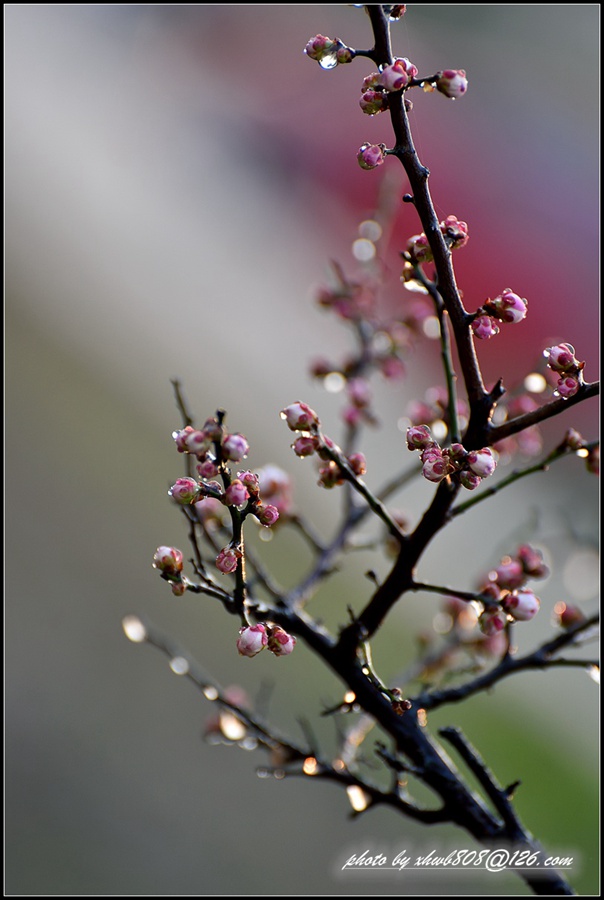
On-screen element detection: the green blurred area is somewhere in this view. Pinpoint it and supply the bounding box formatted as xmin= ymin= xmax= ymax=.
xmin=6 ymin=4 xmax=599 ymax=896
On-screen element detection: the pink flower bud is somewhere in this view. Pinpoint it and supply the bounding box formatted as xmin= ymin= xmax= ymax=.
xmin=222 ymin=433 xmax=249 ymax=462
xmin=435 ymin=69 xmax=468 ymax=99
xmin=362 ymin=72 xmax=382 ymax=91
xmin=197 ymin=459 xmax=219 ymax=479
xmin=357 ymin=142 xmax=386 ymax=170
xmin=342 ymin=405 xmax=362 ymax=427
xmin=236 ymin=624 xmax=268 ymax=658
xmin=556 ymin=375 xmax=580 ymax=399
xmin=406 ymin=424 xmax=434 ymax=451
xmin=440 ymin=215 xmax=469 ymax=249
xmin=406 ymin=233 xmax=433 ymax=263
xmin=153 ymin=546 xmax=184 ymax=575
xmin=489 ymin=289 xmax=527 ymax=324
xmin=472 ymin=314 xmax=500 ymax=341
xmin=467 ymin=447 xmax=497 ymax=479
xmin=379 ymin=57 xmax=418 ymax=92
xmin=238 ymin=470 xmax=260 ymax=494
xmin=216 ymin=546 xmax=241 ymax=574
xmin=555 ymin=602 xmax=586 ymax=630
xmin=292 ymin=435 xmax=318 ymax=457
xmin=448 ymin=443 xmax=467 ymax=464
xmin=171 ymin=580 xmax=187 ymax=597
xmin=318 ymin=461 xmax=344 ymax=488
xmin=280 ymin=401 xmax=320 ymax=432
xmin=304 ymin=34 xmax=336 ymax=62
xmin=224 ymin=480 xmax=249 ymax=507
xmin=348 ymin=452 xmax=367 ymax=476
xmin=421 ymin=447 xmax=449 ymax=483
xmin=183 ymin=429 xmax=211 ymax=456
xmin=169 ymin=477 xmax=200 ymax=505
xmin=502 ymin=589 xmax=540 ymax=621
xmin=517 ymin=544 xmax=549 ymax=579
xmin=543 ymin=343 xmax=579 ymax=373
xmin=267 ymin=626 xmax=296 ymax=657
xmin=564 ymin=428 xmax=585 ymax=451
xmin=336 ymin=45 xmax=354 ymax=65
xmin=359 ymin=89 xmax=389 ymax=116
xmin=173 ymin=426 xmax=195 ymax=453
xmin=491 ymin=558 xmax=525 ymax=591
xmin=256 ymin=504 xmax=280 ymax=527
xmin=203 ymin=417 xmax=223 ymax=441
xmin=459 ymin=470 xmax=482 ymax=491
xmin=479 ymin=608 xmax=508 ymax=636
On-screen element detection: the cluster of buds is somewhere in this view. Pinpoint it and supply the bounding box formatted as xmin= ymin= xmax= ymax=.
xmin=471 ymin=289 xmax=528 ymax=341
xmin=359 ymin=57 xmax=417 ymax=117
xmin=315 ymin=269 xmax=377 ymax=321
xmin=173 ymin=418 xmax=249 ymax=471
xmin=282 ymin=402 xmax=367 ymax=488
xmin=236 ymin=623 xmax=296 ymax=659
xmin=476 ymin=544 xmax=549 ymax=633
xmin=152 ymin=546 xmax=188 ymax=596
xmin=406 ymin=425 xmax=496 ymax=489
xmin=543 ymin=342 xmax=585 ymax=399
xmin=404 ymin=215 xmax=469 ymax=265
xmin=304 ymin=35 xmax=354 ymax=69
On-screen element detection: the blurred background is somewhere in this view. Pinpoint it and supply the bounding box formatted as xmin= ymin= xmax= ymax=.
xmin=6 ymin=4 xmax=599 ymax=895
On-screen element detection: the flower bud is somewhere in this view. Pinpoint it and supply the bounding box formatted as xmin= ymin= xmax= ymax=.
xmin=292 ymin=435 xmax=319 ymax=457
xmin=517 ymin=544 xmax=549 ymax=579
xmin=406 ymin=424 xmax=434 ymax=451
xmin=173 ymin=426 xmax=195 ymax=453
xmin=153 ymin=546 xmax=184 ymax=575
xmin=421 ymin=446 xmax=449 ymax=483
xmin=471 ymin=315 xmax=500 ymax=341
xmin=563 ymin=428 xmax=585 ymax=451
xmin=203 ymin=417 xmax=223 ymax=441
xmin=379 ymin=57 xmax=418 ymax=92
xmin=555 ymin=603 xmax=586 ymax=630
xmin=556 ymin=375 xmax=580 ymax=399
xmin=280 ymin=401 xmax=320 ymax=432
xmin=304 ymin=34 xmax=336 ymax=62
xmin=459 ymin=470 xmax=482 ymax=491
xmin=502 ymin=589 xmax=540 ymax=621
xmin=357 ymin=142 xmax=386 ymax=170
xmin=359 ymin=89 xmax=389 ymax=115
xmin=256 ymin=504 xmax=280 ymax=527
xmin=479 ymin=608 xmax=508 ymax=636
xmin=543 ymin=343 xmax=579 ymax=373
xmin=267 ymin=626 xmax=296 ymax=657
xmin=440 ymin=215 xmax=469 ymax=249
xmin=222 ymin=433 xmax=249 ymax=462
xmin=183 ymin=429 xmax=211 ymax=456
xmin=170 ymin=580 xmax=187 ymax=597
xmin=318 ymin=461 xmax=344 ymax=488
xmin=238 ymin=470 xmax=260 ymax=494
xmin=224 ymin=480 xmax=249 ymax=507
xmin=336 ymin=45 xmax=354 ymax=65
xmin=406 ymin=233 xmax=433 ymax=263
xmin=236 ymin=624 xmax=268 ymax=658
xmin=216 ymin=546 xmax=241 ymax=574
xmin=435 ymin=69 xmax=468 ymax=99
xmin=257 ymin=465 xmax=293 ymax=514
xmin=491 ymin=557 xmax=525 ymax=591
xmin=169 ymin=477 xmax=200 ymax=505
xmin=586 ymin=445 xmax=599 ymax=475
xmin=348 ymin=452 xmax=367 ymax=476
xmin=490 ymin=288 xmax=527 ymax=324
xmin=466 ymin=447 xmax=497 ymax=479
xmin=197 ymin=459 xmax=219 ymax=479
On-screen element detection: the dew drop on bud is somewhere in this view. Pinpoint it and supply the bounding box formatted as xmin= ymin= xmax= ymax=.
xmin=319 ymin=52 xmax=338 ymax=69
xmin=203 ymin=685 xmax=219 ymax=701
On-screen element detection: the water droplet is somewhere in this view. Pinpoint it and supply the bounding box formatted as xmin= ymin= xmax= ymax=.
xmin=303 ymin=757 xmax=319 ymax=775
xmin=122 ymin=616 xmax=147 ymax=643
xmin=219 ymin=713 xmax=246 ymax=742
xmin=256 ymin=767 xmax=271 ymax=778
xmin=238 ymin=737 xmax=258 ymax=751
xmin=319 ymin=52 xmax=338 ymax=70
xmin=169 ymin=656 xmax=189 ymax=676
xmin=346 ymin=785 xmax=369 ymax=812
xmin=203 ymin=685 xmax=218 ymax=701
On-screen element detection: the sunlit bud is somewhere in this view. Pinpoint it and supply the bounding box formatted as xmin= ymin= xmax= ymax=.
xmin=359 ymin=89 xmax=389 ymax=115
xmin=448 ymin=443 xmax=467 ymax=464
xmin=544 ymin=343 xmax=579 ymax=373
xmin=280 ymin=401 xmax=320 ymax=432
xmin=472 ymin=314 xmax=500 ymax=341
xmin=267 ymin=626 xmax=296 ymax=657
xmin=170 ymin=580 xmax=187 ymax=597
xmin=564 ymin=428 xmax=585 ymax=451
xmin=379 ymin=57 xmax=418 ymax=92
xmin=256 ymin=504 xmax=280 ymax=527
xmin=169 ymin=477 xmax=200 ymax=505
xmin=238 ymin=471 xmax=260 ymax=494
xmin=467 ymin=447 xmax=497 ymax=479
xmin=222 ymin=433 xmax=250 ymax=462
xmin=361 ymin=72 xmax=382 ymax=91
xmin=203 ymin=417 xmax=223 ymax=441
xmin=492 ymin=558 xmax=525 ymax=591
xmin=479 ymin=581 xmax=504 ymax=603
xmin=489 ymin=289 xmax=527 ymax=324
xmin=153 ymin=546 xmax=184 ymax=575
xmin=440 ymin=215 xmax=469 ymax=249
xmin=357 ymin=142 xmax=386 ymax=170
xmin=421 ymin=447 xmax=449 ymax=483
xmin=502 ymin=588 xmax=540 ymax=621
xmin=556 ymin=375 xmax=580 ymax=398
xmin=406 ymin=232 xmax=433 ymax=263
xmin=517 ymin=545 xmax=549 ymax=579
xmin=236 ymin=624 xmax=268 ymax=658
xmin=216 ymin=546 xmax=241 ymax=574
xmin=224 ymin=480 xmax=249 ymax=507
xmin=304 ymin=34 xmax=337 ymax=61
xmin=555 ymin=603 xmax=586 ymax=630
xmin=292 ymin=435 xmax=319 ymax=457
xmin=479 ymin=608 xmax=508 ymax=636
xmin=586 ymin=445 xmax=599 ymax=475
xmin=197 ymin=459 xmax=219 ymax=479
xmin=406 ymin=424 xmax=434 ymax=451
xmin=318 ymin=461 xmax=344 ymax=488
xmin=459 ymin=470 xmax=482 ymax=491
xmin=348 ymin=452 xmax=367 ymax=476
xmin=183 ymin=429 xmax=211 ymax=456
xmin=173 ymin=426 xmax=195 ymax=453
xmin=435 ymin=69 xmax=468 ymax=99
